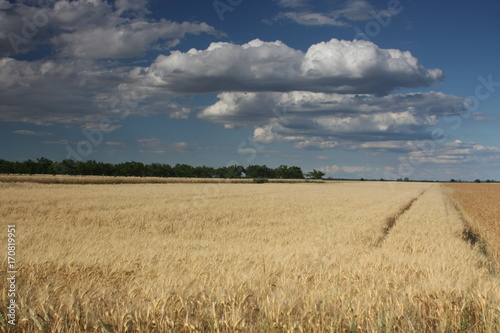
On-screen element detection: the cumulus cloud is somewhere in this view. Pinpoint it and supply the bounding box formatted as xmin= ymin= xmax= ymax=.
xmin=201 ymin=91 xmax=461 ymax=125
xmin=136 ymin=38 xmax=443 ymax=95
xmin=199 ymin=90 xmax=463 ymax=146
xmin=197 ymin=89 xmax=469 ymax=154
xmin=0 ymin=35 xmax=445 ymax=127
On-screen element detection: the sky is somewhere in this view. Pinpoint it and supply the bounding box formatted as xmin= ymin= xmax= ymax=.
xmin=0 ymin=0 xmax=499 ymax=181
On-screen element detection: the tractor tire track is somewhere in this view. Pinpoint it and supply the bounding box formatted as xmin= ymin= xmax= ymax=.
xmin=375 ymin=188 xmax=428 ymax=247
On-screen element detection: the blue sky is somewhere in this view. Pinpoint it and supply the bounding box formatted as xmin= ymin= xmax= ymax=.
xmin=0 ymin=0 xmax=499 ymax=180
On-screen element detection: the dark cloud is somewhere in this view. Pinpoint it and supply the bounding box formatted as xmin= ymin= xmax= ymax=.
xmin=0 ymin=0 xmax=222 ymax=58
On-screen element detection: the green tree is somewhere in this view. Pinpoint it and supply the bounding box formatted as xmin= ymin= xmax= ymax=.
xmin=173 ymin=164 xmax=194 ymax=177
xmin=286 ymin=166 xmax=304 ymax=179
xmin=147 ymin=163 xmax=174 ymax=177
xmin=273 ymin=165 xmax=303 ymax=179
xmin=225 ymin=165 xmax=245 ymax=178
xmin=246 ymin=165 xmax=275 ymax=179
xmin=36 ymin=157 xmax=53 ymax=174
xmin=0 ymin=159 xmax=15 ymax=173
xmin=307 ymin=169 xmax=325 ymax=180
xmin=22 ymin=159 xmax=38 ymax=175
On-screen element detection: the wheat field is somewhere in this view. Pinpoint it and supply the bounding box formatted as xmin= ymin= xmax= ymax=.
xmin=1 ymin=180 xmax=499 ymax=332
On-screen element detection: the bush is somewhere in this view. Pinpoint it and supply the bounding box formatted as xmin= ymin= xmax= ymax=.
xmin=253 ymin=178 xmax=269 ymax=183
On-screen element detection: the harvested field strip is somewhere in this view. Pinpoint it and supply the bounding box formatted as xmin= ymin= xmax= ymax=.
xmin=445 ymin=183 xmax=500 ymax=270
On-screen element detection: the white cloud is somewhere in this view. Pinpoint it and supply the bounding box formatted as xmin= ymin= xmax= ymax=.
xmin=81 ymin=122 xmax=122 ymax=132
xmin=114 ymin=0 xmax=150 ymax=16
xmin=237 ymin=148 xmax=257 ymax=155
xmin=43 ymin=139 xmax=71 ymax=145
xmin=275 ymin=0 xmax=309 ymax=8
xmin=137 ymin=138 xmax=164 ymax=147
xmin=136 ymin=138 xmax=191 ymax=152
xmin=170 ymin=107 xmax=191 ymax=119
xmin=359 ymin=140 xmax=415 ymax=151
xmin=277 ymin=12 xmax=345 ymax=26
xmin=253 ymin=124 xmax=283 ymax=144
xmin=13 ymin=130 xmax=52 ymax=136
xmin=271 ymin=0 xmax=399 ymax=27
xmin=139 ymin=149 xmax=166 ymax=154
xmin=312 ymin=111 xmax=438 ymax=135
xmin=252 ymin=122 xmax=304 ymax=144
xmin=137 ymin=38 xmax=443 ymax=95
xmin=319 ymin=165 xmax=340 ymax=174
xmin=105 ymin=141 xmax=126 ymax=147
xmin=318 ymin=164 xmax=372 ymax=175
xmin=335 ymin=0 xmax=376 ymax=21
xmin=293 ymin=137 xmax=339 ymax=150
xmin=408 ymin=140 xmax=500 ymax=165
xmin=342 ymin=166 xmax=372 ymax=173
xmin=172 ymin=142 xmax=189 ymax=150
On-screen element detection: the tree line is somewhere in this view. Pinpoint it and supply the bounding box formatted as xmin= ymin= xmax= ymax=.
xmin=0 ymin=158 xmax=315 ymax=179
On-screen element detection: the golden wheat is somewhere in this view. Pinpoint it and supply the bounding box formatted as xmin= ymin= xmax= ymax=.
xmin=0 ymin=180 xmax=499 ymax=332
